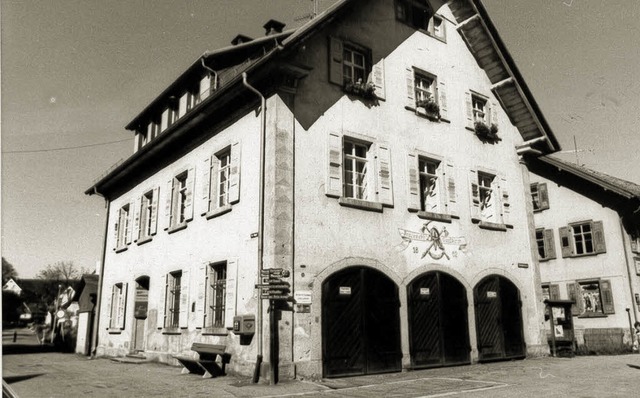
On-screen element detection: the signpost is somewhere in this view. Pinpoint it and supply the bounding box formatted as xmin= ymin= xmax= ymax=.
xmin=257 ymin=269 xmax=291 ymax=301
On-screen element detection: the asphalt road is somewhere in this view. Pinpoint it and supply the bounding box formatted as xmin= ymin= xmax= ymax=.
xmin=3 ymin=328 xmax=640 ymax=397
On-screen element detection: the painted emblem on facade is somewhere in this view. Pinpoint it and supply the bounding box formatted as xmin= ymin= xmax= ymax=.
xmin=396 ymin=221 xmax=467 ymax=260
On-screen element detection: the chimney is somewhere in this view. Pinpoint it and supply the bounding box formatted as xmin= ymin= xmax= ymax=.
xmin=231 ymin=34 xmax=253 ymax=46
xmin=263 ymin=19 xmax=286 ymax=36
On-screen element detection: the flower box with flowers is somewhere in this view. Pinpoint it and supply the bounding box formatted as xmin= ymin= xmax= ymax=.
xmin=474 ymin=121 xmax=501 ymax=141
xmin=343 ymin=79 xmax=376 ymax=100
xmin=415 ymin=97 xmax=440 ymax=120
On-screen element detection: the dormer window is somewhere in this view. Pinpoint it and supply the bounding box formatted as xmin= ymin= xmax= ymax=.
xmin=395 ymin=0 xmax=432 ymax=31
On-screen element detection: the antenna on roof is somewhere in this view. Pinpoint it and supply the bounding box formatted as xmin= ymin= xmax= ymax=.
xmin=556 ymin=135 xmax=593 ymax=167
xmin=295 ymin=0 xmax=318 ymax=22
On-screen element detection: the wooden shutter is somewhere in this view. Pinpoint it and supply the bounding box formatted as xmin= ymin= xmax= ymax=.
xmin=600 ymin=279 xmax=615 ymax=314
xmin=201 ymin=156 xmax=211 ymax=214
xmin=544 ymin=229 xmax=556 ymax=260
xmin=592 ymin=221 xmax=606 ymax=254
xmin=206 ymin=266 xmax=215 ymax=328
xmin=113 ymin=222 xmax=119 ymax=250
xmin=105 ymin=285 xmax=114 ymax=328
xmin=631 ymin=236 xmax=639 ymax=253
xmin=179 ymin=269 xmax=190 ymax=328
xmin=405 ymin=67 xmax=415 ymax=108
xmin=567 ymin=283 xmax=579 ymax=316
xmin=158 ymin=274 xmax=168 ymax=328
xmin=116 ymin=283 xmax=128 ymax=330
xmin=229 ymin=142 xmax=241 ymax=204
xmin=124 ymin=201 xmax=134 ymax=245
xmin=407 ymin=153 xmax=421 ymax=211
xmin=328 ymin=37 xmax=344 ymax=85
xmin=437 ymin=80 xmax=448 ymax=120
xmin=326 ymin=132 xmax=343 ymax=198
xmin=549 ymin=284 xmax=561 ymax=301
xmin=498 ymin=175 xmax=511 ymax=226
xmin=469 ymin=169 xmax=480 ymax=220
xmin=195 ymin=263 xmax=207 ymax=328
xmin=490 ymin=101 xmax=499 ymax=127
xmin=375 ymin=142 xmax=393 ymax=206
xmin=464 ymin=91 xmax=474 ymax=129
xmin=559 ymin=226 xmax=574 ymax=258
xmin=370 ymin=58 xmax=386 ymax=100
xmin=133 ymin=197 xmax=142 ymax=242
xmin=150 ymin=186 xmax=159 ymax=235
xmin=538 ymin=183 xmax=549 ymax=210
xmin=164 ymin=179 xmax=173 ymax=230
xmin=224 ymin=258 xmax=239 ymax=329
xmin=184 ymin=167 xmax=195 ymax=221
xmin=443 ymin=161 xmax=458 ymax=217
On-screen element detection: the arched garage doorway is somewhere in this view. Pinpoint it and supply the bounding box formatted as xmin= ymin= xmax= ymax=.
xmin=408 ymin=271 xmax=470 ymax=368
xmin=322 ymin=266 xmax=402 ymax=377
xmin=474 ymin=275 xmax=525 ymax=361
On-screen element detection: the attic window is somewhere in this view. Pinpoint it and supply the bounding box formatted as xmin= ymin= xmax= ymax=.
xmin=395 ymin=0 xmax=432 ymax=31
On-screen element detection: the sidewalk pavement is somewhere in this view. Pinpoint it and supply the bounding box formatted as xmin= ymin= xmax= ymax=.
xmin=3 ymin=327 xmax=640 ymax=397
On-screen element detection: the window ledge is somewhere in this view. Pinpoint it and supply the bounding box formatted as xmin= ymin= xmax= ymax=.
xmin=404 ymin=106 xmax=443 ymax=122
xmin=167 ymin=222 xmax=188 ymax=235
xmin=136 ymin=236 xmax=153 ymax=246
xmin=204 ymin=205 xmax=232 ymax=220
xmin=338 ymin=197 xmax=383 ymax=212
xmin=201 ymin=327 xmax=229 ymax=336
xmin=577 ymin=313 xmax=608 ymax=319
xmin=107 ymin=328 xmax=123 ymax=335
xmin=478 ymin=220 xmax=508 ymax=231
xmin=417 ymin=211 xmax=453 ymax=223
xmin=161 ymin=328 xmax=183 ymax=335
xmin=568 ymin=252 xmax=602 ymax=258
xmin=114 ymin=246 xmax=128 ymax=253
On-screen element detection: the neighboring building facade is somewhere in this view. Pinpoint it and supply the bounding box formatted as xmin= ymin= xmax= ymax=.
xmin=86 ymin=0 xmax=562 ymax=379
xmin=528 ymin=156 xmax=640 ymax=353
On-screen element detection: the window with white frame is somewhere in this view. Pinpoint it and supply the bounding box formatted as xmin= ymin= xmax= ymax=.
xmin=116 ymin=204 xmax=130 ymax=248
xmin=478 ymin=172 xmax=495 ymax=221
xmin=419 ymin=158 xmax=441 ymax=213
xmin=108 ymin=282 xmax=128 ymax=330
xmin=138 ymin=188 xmax=158 ymax=241
xmin=205 ymin=262 xmax=227 ymax=329
xmin=395 ymin=0 xmax=431 ymax=31
xmin=430 ymin=15 xmax=445 ymax=39
xmin=559 ymin=220 xmax=606 ymax=257
xmin=342 ymin=46 xmax=367 ymax=86
xmin=166 ymin=168 xmax=194 ymax=230
xmin=343 ymin=139 xmax=371 ymax=200
xmin=415 ymin=73 xmax=435 ymax=105
xmin=469 ymin=169 xmax=510 ymax=228
xmin=203 ymin=143 xmax=240 ymax=217
xmin=472 ymin=95 xmax=488 ymax=124
xmin=531 ymin=182 xmax=550 ymax=211
xmin=164 ymin=271 xmax=182 ymax=328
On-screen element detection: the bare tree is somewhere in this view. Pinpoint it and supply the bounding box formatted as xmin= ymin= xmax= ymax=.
xmin=2 ymin=257 xmax=18 ymax=284
xmin=36 ymin=261 xmax=89 ymax=283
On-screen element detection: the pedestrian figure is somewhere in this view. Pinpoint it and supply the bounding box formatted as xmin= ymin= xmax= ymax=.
xmin=634 ymin=321 xmax=640 ymax=352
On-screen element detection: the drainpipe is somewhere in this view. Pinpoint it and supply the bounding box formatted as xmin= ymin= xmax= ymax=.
xmin=91 ymin=187 xmax=110 ymax=358
xmin=242 ymin=72 xmax=267 ymax=383
xmin=200 ymin=57 xmax=219 ymax=91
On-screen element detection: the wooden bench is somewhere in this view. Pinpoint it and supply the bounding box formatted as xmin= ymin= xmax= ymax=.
xmin=173 ymin=343 xmax=231 ymax=378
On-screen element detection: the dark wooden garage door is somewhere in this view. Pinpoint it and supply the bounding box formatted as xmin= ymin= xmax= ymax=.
xmin=408 ymin=271 xmax=470 ymax=368
xmin=322 ymin=267 xmax=401 ymax=377
xmin=474 ymin=275 xmax=525 ymax=362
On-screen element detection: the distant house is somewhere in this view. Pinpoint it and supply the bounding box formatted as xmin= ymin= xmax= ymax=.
xmin=2 ymin=278 xmax=22 ymax=296
xmin=527 ymin=155 xmax=640 ymax=353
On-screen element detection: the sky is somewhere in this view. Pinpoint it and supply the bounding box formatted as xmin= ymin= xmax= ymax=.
xmin=2 ymin=0 xmax=639 ymax=279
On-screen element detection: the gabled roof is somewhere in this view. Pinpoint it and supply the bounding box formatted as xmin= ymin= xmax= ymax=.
xmin=534 ymin=155 xmax=640 ymax=200
xmin=88 ymin=0 xmax=562 ymax=196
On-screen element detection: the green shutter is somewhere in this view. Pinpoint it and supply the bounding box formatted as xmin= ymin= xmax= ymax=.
xmin=464 ymin=91 xmax=474 ymax=129
xmin=158 ymin=274 xmax=168 ymax=329
xmin=370 ymin=58 xmax=386 ymax=100
xmin=225 ymin=258 xmax=239 ymax=329
xmin=375 ymin=142 xmax=393 ymax=206
xmin=150 ymin=186 xmax=159 ymax=235
xmin=405 ymin=67 xmax=415 ymax=108
xmin=164 ymin=179 xmax=173 ymax=230
xmin=229 ymin=142 xmax=241 ymax=204
xmin=469 ymin=169 xmax=480 ymax=220
xmin=437 ymin=80 xmax=448 ymax=120
xmin=444 ymin=161 xmax=458 ymax=217
xmin=600 ymin=280 xmax=615 ymax=314
xmin=326 ymin=132 xmax=343 ymax=198
xmin=567 ymin=283 xmax=580 ymax=316
xmin=201 ymin=156 xmax=211 ymax=214
xmin=549 ymin=284 xmax=560 ymax=301
xmin=407 ymin=153 xmax=421 ymax=211
xmin=195 ymin=262 xmax=207 ymax=328
xmin=593 ymin=221 xmax=606 ymax=254
xmin=179 ymin=268 xmax=190 ymax=328
xmin=559 ymin=226 xmax=573 ymax=258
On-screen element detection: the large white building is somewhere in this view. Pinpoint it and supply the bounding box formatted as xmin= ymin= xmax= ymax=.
xmin=86 ymin=0 xmax=563 ymax=379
